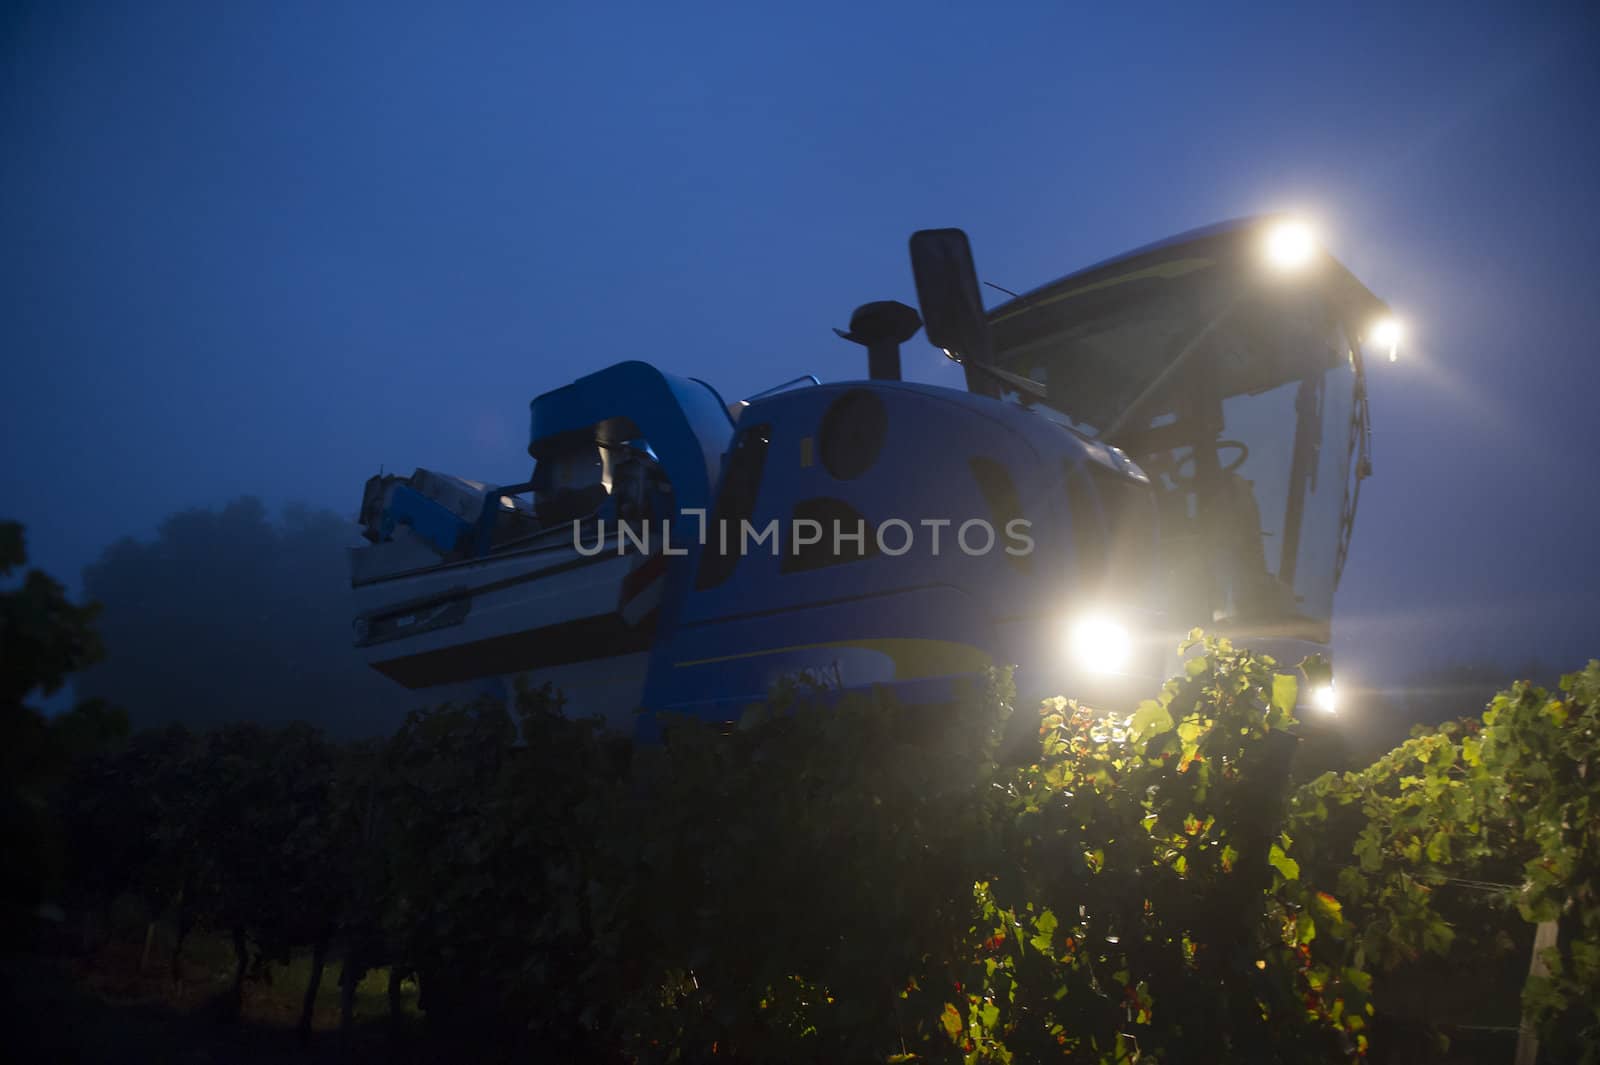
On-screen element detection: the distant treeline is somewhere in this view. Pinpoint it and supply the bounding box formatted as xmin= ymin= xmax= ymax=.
xmin=73 ymin=498 xmax=414 ymax=737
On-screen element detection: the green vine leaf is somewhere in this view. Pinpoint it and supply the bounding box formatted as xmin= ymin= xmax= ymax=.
xmin=1269 ymin=843 xmax=1301 ymax=881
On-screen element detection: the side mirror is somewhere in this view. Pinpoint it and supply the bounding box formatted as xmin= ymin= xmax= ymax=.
xmin=909 ymin=228 xmax=993 ymax=367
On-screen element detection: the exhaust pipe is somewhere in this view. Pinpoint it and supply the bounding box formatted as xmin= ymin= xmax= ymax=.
xmin=834 ymin=300 xmax=922 ymax=382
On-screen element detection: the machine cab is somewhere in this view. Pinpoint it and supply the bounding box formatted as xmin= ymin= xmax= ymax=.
xmin=985 ymin=216 xmax=1389 ymax=660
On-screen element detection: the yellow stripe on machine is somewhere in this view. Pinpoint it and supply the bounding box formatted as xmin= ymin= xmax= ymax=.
xmin=675 ymin=637 xmax=991 ymax=680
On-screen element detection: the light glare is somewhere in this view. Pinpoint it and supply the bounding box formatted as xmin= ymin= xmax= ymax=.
xmin=1264 ymin=220 xmax=1317 ymax=271
xmin=1312 ymin=683 xmax=1337 ymax=714
xmin=1371 ymin=317 xmax=1403 ymax=362
xmin=1068 ymin=615 xmax=1132 ymax=674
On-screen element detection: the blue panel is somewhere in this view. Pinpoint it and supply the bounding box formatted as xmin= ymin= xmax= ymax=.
xmin=527 ymin=360 xmax=733 ymax=515
xmin=380 ymin=486 xmax=473 ymax=555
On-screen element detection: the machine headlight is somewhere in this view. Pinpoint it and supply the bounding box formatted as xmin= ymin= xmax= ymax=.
xmin=1068 ymin=615 xmax=1133 ymax=674
xmin=1311 ymin=682 xmax=1338 ymax=714
xmin=1370 ymin=316 xmax=1403 ymax=362
xmin=1264 ymin=220 xmax=1318 ymax=271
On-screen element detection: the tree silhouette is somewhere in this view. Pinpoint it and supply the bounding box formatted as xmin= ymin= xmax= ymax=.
xmin=1 ymin=521 xmax=103 ymax=711
xmin=76 ymin=498 xmax=410 ymax=737
xmin=1 ymin=521 xmax=124 ymax=928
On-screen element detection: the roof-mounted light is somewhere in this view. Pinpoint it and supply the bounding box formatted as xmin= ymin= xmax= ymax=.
xmin=1263 ymin=219 xmax=1318 ymax=271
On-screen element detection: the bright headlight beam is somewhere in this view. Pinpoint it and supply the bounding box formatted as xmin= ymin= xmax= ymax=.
xmin=1264 ymin=220 xmax=1318 ymax=271
xmin=1311 ymin=683 xmax=1337 ymax=714
xmin=1068 ymin=615 xmax=1132 ymax=675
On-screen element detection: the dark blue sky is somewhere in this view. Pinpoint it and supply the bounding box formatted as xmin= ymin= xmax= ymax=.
xmin=4 ymin=1 xmax=1598 ymax=693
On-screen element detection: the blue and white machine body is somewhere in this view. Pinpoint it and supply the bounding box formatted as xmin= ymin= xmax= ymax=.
xmin=350 ymin=217 xmax=1394 ymax=736
xmin=637 ymin=380 xmax=1160 ymax=739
